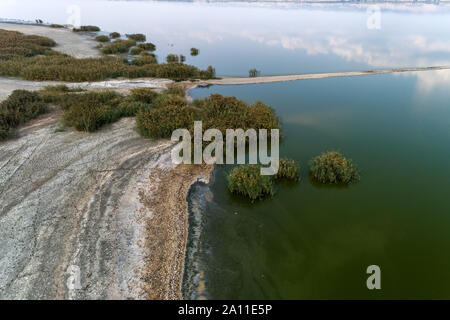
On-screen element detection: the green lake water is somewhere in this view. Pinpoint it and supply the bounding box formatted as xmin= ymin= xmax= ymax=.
xmin=186 ymin=71 xmax=450 ymax=299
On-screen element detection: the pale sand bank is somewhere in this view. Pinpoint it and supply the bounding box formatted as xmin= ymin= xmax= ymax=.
xmin=201 ymin=66 xmax=450 ymax=86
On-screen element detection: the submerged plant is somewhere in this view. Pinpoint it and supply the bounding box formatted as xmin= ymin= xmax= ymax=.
xmin=228 ymin=165 xmax=274 ymax=202
xmin=190 ymin=48 xmax=199 ymax=56
xmin=309 ymin=151 xmax=359 ymax=184
xmin=274 ymin=158 xmax=300 ymax=181
xmin=109 ymin=32 xmax=120 ymax=39
xmin=126 ymin=33 xmax=146 ymax=42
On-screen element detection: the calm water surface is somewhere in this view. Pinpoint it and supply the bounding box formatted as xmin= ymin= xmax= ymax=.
xmin=188 ymin=71 xmax=450 ymax=299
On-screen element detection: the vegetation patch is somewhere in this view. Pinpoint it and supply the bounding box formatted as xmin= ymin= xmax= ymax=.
xmin=131 ymin=54 xmax=157 ymax=66
xmin=101 ymin=39 xmax=136 ymax=54
xmin=166 ymin=54 xmax=180 ymax=63
xmin=61 ymin=91 xmax=145 ymax=132
xmin=137 ymin=43 xmax=156 ymax=52
xmin=0 ymin=90 xmax=48 ymax=140
xmin=190 ymin=48 xmax=199 ymax=56
xmin=166 ymin=84 xmax=185 ymax=97
xmin=95 ymin=35 xmax=110 ymax=43
xmin=49 ymin=24 xmax=65 ymax=28
xmin=249 ymin=68 xmax=260 ymax=77
xmin=129 ymin=87 xmax=159 ymax=104
xmin=274 ymin=158 xmax=300 ymax=181
xmin=126 ymin=33 xmax=146 ymax=42
xmin=73 ymin=25 xmax=100 ymax=32
xmin=227 ymin=165 xmax=274 ymax=202
xmin=136 ymin=105 xmax=195 ymax=138
xmin=309 ymin=151 xmax=359 ymax=184
xmin=109 ymin=32 xmax=120 ymax=39
xmin=0 ymin=29 xmax=215 ymax=81
xmin=129 ymin=47 xmax=144 ymax=55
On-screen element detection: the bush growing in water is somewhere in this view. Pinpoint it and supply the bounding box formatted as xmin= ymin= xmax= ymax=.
xmin=73 ymin=25 xmax=100 ymax=32
xmin=0 ymin=90 xmax=48 ymax=140
xmin=95 ymin=35 xmax=110 ymax=43
xmin=137 ymin=43 xmax=156 ymax=52
xmin=190 ymin=48 xmax=199 ymax=56
xmin=109 ymin=32 xmax=120 ymax=39
xmin=166 ymin=54 xmax=180 ymax=63
xmin=126 ymin=33 xmax=146 ymax=42
xmin=274 ymin=158 xmax=300 ymax=181
xmin=227 ymin=165 xmax=274 ymax=202
xmin=309 ymin=151 xmax=359 ymax=184
xmin=101 ymin=39 xmax=136 ymax=54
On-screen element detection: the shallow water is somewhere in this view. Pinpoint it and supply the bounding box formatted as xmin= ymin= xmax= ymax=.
xmin=189 ymin=70 xmax=450 ymax=299
xmin=2 ymin=1 xmax=450 ymax=76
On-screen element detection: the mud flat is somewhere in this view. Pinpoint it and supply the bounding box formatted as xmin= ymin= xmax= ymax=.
xmin=0 ymin=22 xmax=100 ymax=58
xmin=0 ymin=115 xmax=212 ymax=299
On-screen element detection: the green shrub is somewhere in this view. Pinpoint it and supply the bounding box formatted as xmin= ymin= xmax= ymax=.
xmin=131 ymin=54 xmax=157 ymax=66
xmin=129 ymin=88 xmax=159 ymax=104
xmin=0 ymin=90 xmax=48 ymax=139
xmin=109 ymin=32 xmax=120 ymax=39
xmin=73 ymin=25 xmax=100 ymax=32
xmin=136 ymin=105 xmax=195 ymax=138
xmin=117 ymin=99 xmax=149 ymax=117
xmin=309 ymin=151 xmax=359 ymax=184
xmin=50 ymin=24 xmax=64 ymax=28
xmin=126 ymin=33 xmax=146 ymax=42
xmin=152 ymin=94 xmax=187 ymax=109
xmin=95 ymin=35 xmax=110 ymax=43
xmin=249 ymin=68 xmax=260 ymax=77
xmin=129 ymin=46 xmax=143 ymax=55
xmin=190 ymin=48 xmax=199 ymax=56
xmin=0 ymin=29 xmax=215 ymax=82
xmin=166 ymin=54 xmax=179 ymax=63
xmin=62 ymin=91 xmax=128 ymax=132
xmin=166 ymin=84 xmax=185 ymax=97
xmin=227 ymin=165 xmax=274 ymax=202
xmin=39 ymin=85 xmax=85 ymax=103
xmin=180 ymin=55 xmax=186 ymax=63
xmin=274 ymin=158 xmax=300 ymax=181
xmin=101 ymin=39 xmax=136 ymax=54
xmin=137 ymin=43 xmax=156 ymax=51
